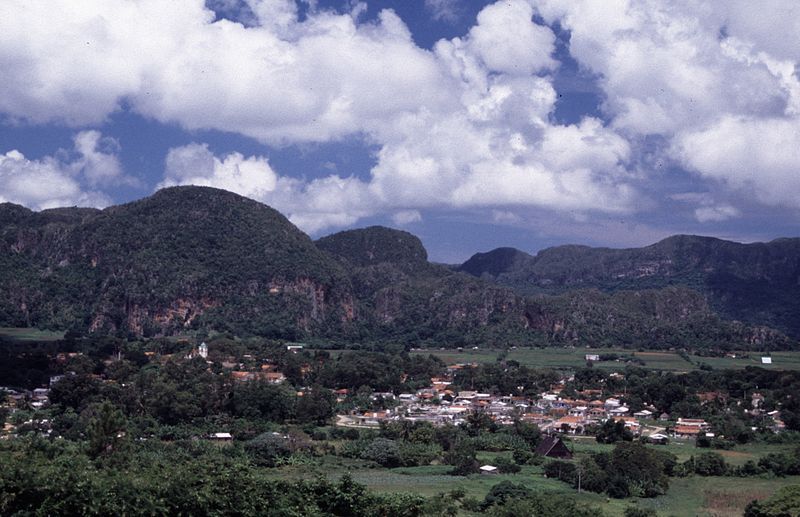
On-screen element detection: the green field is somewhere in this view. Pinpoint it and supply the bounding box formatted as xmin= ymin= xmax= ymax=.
xmin=267 ymin=443 xmax=800 ymax=516
xmin=0 ymin=327 xmax=64 ymax=342
xmin=409 ymin=347 xmax=800 ymax=372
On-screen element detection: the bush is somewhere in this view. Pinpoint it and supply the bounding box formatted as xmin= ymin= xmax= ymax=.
xmin=494 ymin=456 xmax=521 ymax=474
xmin=244 ymin=432 xmax=294 ymax=466
xmin=693 ymin=452 xmax=728 ymax=476
xmin=544 ymin=460 xmax=576 ymax=484
xmin=481 ymin=481 xmax=532 ymax=510
xmin=360 ymin=438 xmax=402 ymax=468
xmin=624 ymin=507 xmax=657 ymax=517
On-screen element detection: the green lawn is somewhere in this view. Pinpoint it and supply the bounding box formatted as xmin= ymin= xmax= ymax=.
xmin=0 ymin=327 xmax=64 ymax=342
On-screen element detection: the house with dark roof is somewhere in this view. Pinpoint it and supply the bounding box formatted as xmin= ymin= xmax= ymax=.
xmin=535 ymin=436 xmax=573 ymax=459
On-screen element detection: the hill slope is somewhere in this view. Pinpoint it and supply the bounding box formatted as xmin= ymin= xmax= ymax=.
xmin=0 ymin=187 xmax=795 ymax=350
xmin=458 ymin=235 xmax=800 ymax=338
xmin=0 ymin=187 xmax=355 ymax=338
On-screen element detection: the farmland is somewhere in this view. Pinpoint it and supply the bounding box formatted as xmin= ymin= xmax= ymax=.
xmin=409 ymin=347 xmax=800 ymax=372
xmin=0 ymin=327 xmax=64 ymax=342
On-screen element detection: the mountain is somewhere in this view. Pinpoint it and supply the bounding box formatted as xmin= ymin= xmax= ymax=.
xmin=0 ymin=187 xmax=355 ymax=339
xmin=458 ymin=235 xmax=800 ymax=338
xmin=459 ymin=247 xmax=533 ymax=279
xmin=0 ymin=186 xmax=795 ymax=350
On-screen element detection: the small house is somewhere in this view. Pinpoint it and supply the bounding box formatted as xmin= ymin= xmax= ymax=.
xmin=479 ymin=465 xmax=499 ymax=475
xmin=535 ymin=436 xmax=573 ymax=459
xmin=647 ymin=433 xmax=669 ymax=445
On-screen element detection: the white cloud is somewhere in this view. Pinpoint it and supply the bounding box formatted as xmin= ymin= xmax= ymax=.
xmin=71 ymin=130 xmax=126 ymax=186
xmin=62 ymin=0 xmax=622 ymax=233
xmin=669 ymin=192 xmax=741 ymax=223
xmin=424 ymin=0 xmax=461 ymax=23
xmin=160 ymin=143 xmax=279 ymax=198
xmin=535 ymin=0 xmax=800 ymax=212
xmin=12 ymin=0 xmax=798 ymax=232
xmin=694 ymin=204 xmax=740 ymax=223
xmin=0 ymin=131 xmax=121 ymax=210
xmin=676 ymin=115 xmax=800 ymax=208
xmin=491 ymin=210 xmax=521 ymax=224
xmin=159 ymin=142 xmax=375 ymax=233
xmin=391 ymin=210 xmax=422 ymax=225
xmin=466 ymin=0 xmax=557 ymax=75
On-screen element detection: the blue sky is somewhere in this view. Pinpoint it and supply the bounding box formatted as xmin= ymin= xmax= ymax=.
xmin=1 ymin=0 xmax=800 ymax=262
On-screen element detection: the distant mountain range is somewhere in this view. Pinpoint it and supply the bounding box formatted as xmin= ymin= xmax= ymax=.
xmin=0 ymin=186 xmax=795 ymax=350
xmin=457 ymin=235 xmax=800 ymax=339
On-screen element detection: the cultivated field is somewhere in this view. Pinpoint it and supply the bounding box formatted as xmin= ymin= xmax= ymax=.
xmin=0 ymin=327 xmax=64 ymax=342
xmin=410 ymin=347 xmax=800 ymax=372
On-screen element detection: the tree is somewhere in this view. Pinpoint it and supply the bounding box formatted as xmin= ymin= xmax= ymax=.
xmin=444 ymin=441 xmax=479 ymax=476
xmin=295 ymin=386 xmax=336 ymax=425
xmin=245 ymin=432 xmax=294 ymax=466
xmin=360 ymin=438 xmax=402 ymax=468
xmin=481 ymin=481 xmax=531 ymax=509
xmin=511 ymin=420 xmax=541 ymax=448
xmin=49 ymin=374 xmax=100 ymax=412
xmin=693 ymin=452 xmax=728 ymax=476
xmin=610 ymin=442 xmax=671 ymax=498
xmin=232 ymin=381 xmax=296 ymax=422
xmin=466 ymin=410 xmax=497 ymax=436
xmin=85 ymin=400 xmax=128 ymax=458
xmin=595 ymin=419 xmax=633 ymax=444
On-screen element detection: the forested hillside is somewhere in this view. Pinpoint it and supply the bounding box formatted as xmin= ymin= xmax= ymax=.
xmin=459 ymin=236 xmax=800 ymax=339
xmin=0 ymin=186 xmax=795 ymax=350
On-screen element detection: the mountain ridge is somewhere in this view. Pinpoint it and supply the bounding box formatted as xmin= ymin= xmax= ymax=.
xmin=457 ymin=234 xmax=800 ymax=338
xmin=0 ymin=186 xmax=796 ymax=350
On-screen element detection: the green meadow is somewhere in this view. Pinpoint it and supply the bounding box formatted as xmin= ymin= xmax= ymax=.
xmin=266 ymin=441 xmax=800 ymax=516
xmin=410 ymin=347 xmax=800 ymax=372
xmin=0 ymin=327 xmax=64 ymax=342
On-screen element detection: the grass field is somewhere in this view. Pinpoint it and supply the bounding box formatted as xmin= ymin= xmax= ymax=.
xmin=267 ymin=447 xmax=800 ymax=516
xmin=409 ymin=347 xmax=800 ymax=372
xmin=0 ymin=327 xmax=64 ymax=342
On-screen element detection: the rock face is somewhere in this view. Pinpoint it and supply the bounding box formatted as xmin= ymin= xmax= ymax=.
xmin=458 ymin=235 xmax=800 ymax=339
xmin=0 ymin=186 xmax=796 ymax=350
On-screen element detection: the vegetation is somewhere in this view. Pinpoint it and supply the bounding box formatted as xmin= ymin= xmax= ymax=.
xmin=1 ymin=186 xmax=796 ymax=350
xmin=458 ymin=235 xmax=800 ymax=340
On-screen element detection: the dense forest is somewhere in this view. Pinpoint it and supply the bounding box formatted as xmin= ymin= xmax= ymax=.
xmin=0 ymin=186 xmax=796 ymax=351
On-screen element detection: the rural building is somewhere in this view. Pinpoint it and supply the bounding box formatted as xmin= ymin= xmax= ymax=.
xmin=479 ymin=465 xmax=499 ymax=475
xmin=535 ymin=436 xmax=573 ymax=459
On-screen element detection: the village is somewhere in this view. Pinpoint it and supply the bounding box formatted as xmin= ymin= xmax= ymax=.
xmin=0 ymin=342 xmax=787 ymax=445
xmin=334 ymin=361 xmax=786 ymax=443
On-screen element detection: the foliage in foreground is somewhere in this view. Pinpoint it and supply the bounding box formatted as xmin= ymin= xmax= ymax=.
xmin=0 ymin=437 xmax=610 ymax=517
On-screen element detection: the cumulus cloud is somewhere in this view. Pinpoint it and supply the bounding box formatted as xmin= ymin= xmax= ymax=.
xmin=158 ymin=142 xmax=375 ymax=233
xmin=0 ymin=131 xmax=122 ymax=209
xmin=536 ymin=0 xmax=800 ymax=212
xmin=6 ymin=0 xmax=798 ymax=232
xmin=465 ymin=0 xmax=557 ymax=75
xmin=50 ymin=0 xmax=620 ymax=232
xmin=491 ymin=210 xmax=522 ymax=225
xmin=160 ymin=143 xmax=279 ymax=198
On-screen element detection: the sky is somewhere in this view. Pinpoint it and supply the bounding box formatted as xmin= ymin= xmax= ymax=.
xmin=1 ymin=0 xmax=800 ymax=263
